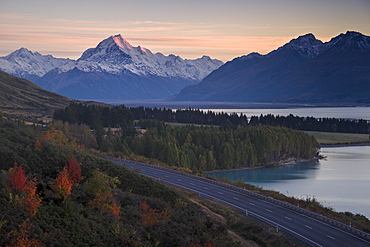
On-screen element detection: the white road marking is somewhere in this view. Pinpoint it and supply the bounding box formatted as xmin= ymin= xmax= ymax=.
xmin=233 ymin=197 xmax=239 ymax=200
xmin=218 ymin=192 xmax=223 ymax=194
xmin=327 ymin=235 xmax=335 ymax=240
xmin=204 ymin=187 xmax=209 ymax=190
xmin=266 ymin=209 xmax=272 ymax=213
xmin=305 ymin=225 xmax=312 ymax=229
xmin=190 ymin=183 xmax=195 ymax=185
xmin=249 ymin=203 xmax=255 ymax=206
xmin=285 ymin=216 xmax=292 ymax=220
xmin=177 ymin=179 xmax=182 ymax=181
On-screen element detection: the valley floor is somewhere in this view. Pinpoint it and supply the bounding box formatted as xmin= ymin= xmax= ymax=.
xmin=303 ymin=131 xmax=369 ymax=145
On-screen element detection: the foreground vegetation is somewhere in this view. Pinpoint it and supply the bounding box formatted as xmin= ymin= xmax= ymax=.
xmin=0 ymin=118 xmax=307 ymax=246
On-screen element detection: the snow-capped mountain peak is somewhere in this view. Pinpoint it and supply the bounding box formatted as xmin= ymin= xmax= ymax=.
xmin=6 ymin=47 xmax=33 ymax=60
xmin=70 ymin=34 xmax=223 ymax=80
xmin=111 ymin=34 xmax=133 ymax=50
xmin=0 ymin=48 xmax=71 ymax=79
xmin=0 ymin=35 xmax=224 ymax=100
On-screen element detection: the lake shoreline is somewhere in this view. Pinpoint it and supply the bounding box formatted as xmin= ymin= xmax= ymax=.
xmin=205 ymin=143 xmax=370 ymax=174
xmin=205 ymin=157 xmax=320 ymax=174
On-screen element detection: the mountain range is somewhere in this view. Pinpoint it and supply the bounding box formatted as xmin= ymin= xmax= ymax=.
xmin=0 ymin=35 xmax=223 ymax=100
xmin=1 ymin=31 xmax=369 ymax=104
xmin=172 ymin=31 xmax=370 ymax=104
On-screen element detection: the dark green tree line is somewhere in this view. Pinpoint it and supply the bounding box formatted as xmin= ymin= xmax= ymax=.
xmin=130 ymin=120 xmax=319 ymax=172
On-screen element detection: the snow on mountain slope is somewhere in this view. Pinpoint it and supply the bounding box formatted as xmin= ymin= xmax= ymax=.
xmin=0 ymin=48 xmax=71 ymax=78
xmin=56 ymin=35 xmax=223 ymax=80
xmin=0 ymin=35 xmax=223 ymax=100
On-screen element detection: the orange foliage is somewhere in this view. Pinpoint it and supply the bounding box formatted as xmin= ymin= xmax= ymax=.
xmin=189 ymin=241 xmax=215 ymax=247
xmin=50 ymin=128 xmax=69 ymax=146
xmin=34 ymin=139 xmax=42 ymax=149
xmin=6 ymin=164 xmax=28 ymax=193
xmin=88 ymin=191 xmax=121 ymax=220
xmin=6 ymin=164 xmax=41 ymax=217
xmin=19 ymin=179 xmax=42 ymax=217
xmin=66 ymin=156 xmax=81 ymax=183
xmin=110 ymin=200 xmax=121 ymax=221
xmin=6 ymin=221 xmax=43 ymax=247
xmin=40 ymin=128 xmax=68 ymax=146
xmin=39 ymin=131 xmax=52 ymax=141
xmin=54 ymin=166 xmax=73 ymax=202
xmin=140 ymin=201 xmax=171 ymax=226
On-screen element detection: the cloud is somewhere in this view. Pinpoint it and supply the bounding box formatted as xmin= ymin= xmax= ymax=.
xmin=0 ymin=14 xmax=298 ymax=61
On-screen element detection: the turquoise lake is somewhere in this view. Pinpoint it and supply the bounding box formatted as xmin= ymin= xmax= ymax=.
xmin=208 ymin=146 xmax=370 ymax=219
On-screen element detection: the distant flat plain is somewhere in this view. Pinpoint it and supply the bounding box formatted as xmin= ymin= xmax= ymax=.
xmin=304 ymin=131 xmax=369 ymax=145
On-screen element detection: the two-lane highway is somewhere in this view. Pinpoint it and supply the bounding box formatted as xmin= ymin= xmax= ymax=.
xmin=109 ymin=157 xmax=370 ymax=247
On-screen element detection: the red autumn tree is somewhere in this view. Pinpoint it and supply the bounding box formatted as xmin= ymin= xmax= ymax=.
xmin=40 ymin=131 xmax=52 ymax=141
xmin=5 ymin=164 xmax=41 ymax=217
xmin=6 ymin=221 xmax=43 ymax=247
xmin=54 ymin=166 xmax=73 ymax=202
xmin=140 ymin=201 xmax=171 ymax=226
xmin=88 ymin=191 xmax=121 ymax=220
xmin=34 ymin=139 xmax=42 ymax=149
xmin=85 ymin=170 xmax=121 ymax=220
xmin=110 ymin=200 xmax=121 ymax=221
xmin=66 ymin=156 xmax=81 ymax=183
xmin=189 ymin=241 xmax=215 ymax=247
xmin=20 ymin=178 xmax=42 ymax=217
xmin=6 ymin=164 xmax=28 ymax=193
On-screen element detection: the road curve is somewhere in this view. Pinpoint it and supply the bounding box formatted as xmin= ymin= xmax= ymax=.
xmin=108 ymin=157 xmax=370 ymax=247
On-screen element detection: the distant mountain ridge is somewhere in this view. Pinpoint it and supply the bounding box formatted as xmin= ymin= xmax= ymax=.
xmin=0 ymin=35 xmax=223 ymax=100
xmin=0 ymin=48 xmax=71 ymax=82
xmin=172 ymin=31 xmax=370 ymax=104
xmin=0 ymin=70 xmax=74 ymax=115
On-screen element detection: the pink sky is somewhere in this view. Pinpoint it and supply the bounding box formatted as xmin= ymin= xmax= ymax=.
xmin=1 ymin=0 xmax=369 ymax=61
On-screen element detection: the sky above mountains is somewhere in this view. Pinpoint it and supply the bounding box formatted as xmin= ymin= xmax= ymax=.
xmin=1 ymin=0 xmax=369 ymax=61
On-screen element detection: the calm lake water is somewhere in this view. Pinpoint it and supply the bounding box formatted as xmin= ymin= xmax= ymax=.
xmin=208 ymin=146 xmax=370 ymax=219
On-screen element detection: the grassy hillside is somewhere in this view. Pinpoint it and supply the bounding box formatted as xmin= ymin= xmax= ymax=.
xmin=0 ymin=119 xmax=301 ymax=246
xmin=0 ymin=70 xmax=74 ymax=115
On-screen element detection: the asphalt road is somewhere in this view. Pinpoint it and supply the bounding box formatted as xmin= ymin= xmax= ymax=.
xmin=109 ymin=157 xmax=370 ymax=247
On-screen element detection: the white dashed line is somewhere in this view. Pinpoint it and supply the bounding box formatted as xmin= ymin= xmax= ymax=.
xmin=327 ymin=235 xmax=335 ymax=240
xmin=305 ymin=225 xmax=312 ymax=229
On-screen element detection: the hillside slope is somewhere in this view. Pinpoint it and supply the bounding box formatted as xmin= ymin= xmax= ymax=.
xmin=0 ymin=119 xmax=299 ymax=246
xmin=0 ymin=70 xmax=74 ymax=115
